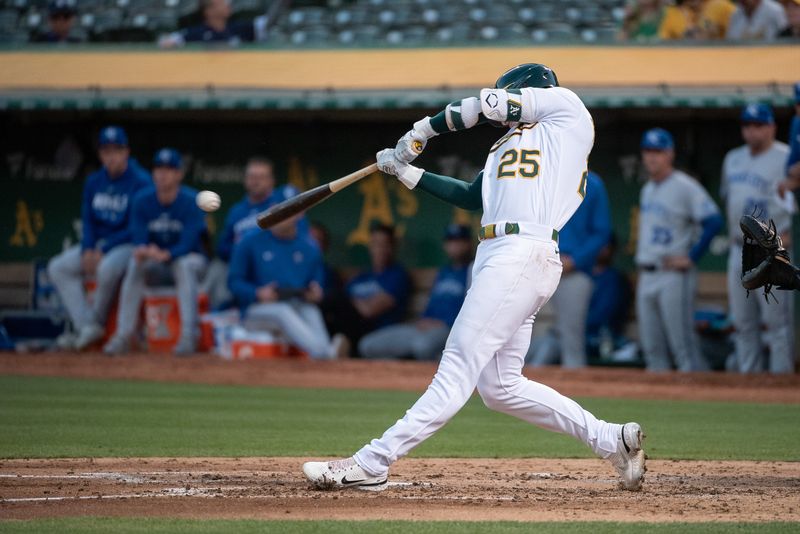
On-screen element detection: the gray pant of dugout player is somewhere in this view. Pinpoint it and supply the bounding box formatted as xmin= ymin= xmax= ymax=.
xmin=114 ymin=253 xmax=207 ymax=344
xmin=727 ymin=246 xmax=795 ymax=374
xmin=359 ymin=323 xmax=450 ymax=361
xmin=245 ymin=301 xmax=334 ymax=359
xmin=527 ymin=270 xmax=593 ymax=368
xmin=636 ymin=269 xmax=708 ymax=372
xmin=200 ymin=258 xmax=232 ymax=310
xmin=48 ymin=244 xmax=133 ymax=330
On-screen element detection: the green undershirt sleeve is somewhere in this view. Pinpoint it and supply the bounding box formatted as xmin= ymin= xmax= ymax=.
xmin=417 ymin=170 xmax=483 ymax=211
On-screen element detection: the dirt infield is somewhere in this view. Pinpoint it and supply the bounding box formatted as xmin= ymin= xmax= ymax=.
xmin=2 ymin=353 xmax=800 ymax=522
xmin=2 ymin=457 xmax=800 ymax=522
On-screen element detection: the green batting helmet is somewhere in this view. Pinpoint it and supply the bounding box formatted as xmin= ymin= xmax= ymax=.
xmin=495 ymin=63 xmax=559 ymax=90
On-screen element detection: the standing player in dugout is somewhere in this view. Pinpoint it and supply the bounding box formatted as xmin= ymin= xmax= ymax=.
xmin=303 ymin=64 xmax=647 ymax=491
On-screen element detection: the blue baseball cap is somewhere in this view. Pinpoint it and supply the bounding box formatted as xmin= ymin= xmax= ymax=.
xmin=444 ymin=224 xmax=471 ymax=241
xmin=740 ymin=103 xmax=774 ymax=124
xmin=98 ymin=126 xmax=128 ymax=147
xmin=640 ymin=128 xmax=674 ymax=151
xmin=794 ymin=82 xmax=800 ymax=104
xmin=152 ymin=148 xmax=182 ymax=169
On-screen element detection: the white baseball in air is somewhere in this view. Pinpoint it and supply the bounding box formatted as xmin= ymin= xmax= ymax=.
xmin=196 ymin=190 xmax=221 ymax=212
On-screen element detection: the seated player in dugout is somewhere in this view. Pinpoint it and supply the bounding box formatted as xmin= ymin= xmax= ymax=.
xmin=227 ymin=210 xmax=348 ymax=360
xmin=201 ymin=156 xmax=307 ymax=309
xmin=103 ymin=148 xmax=208 ymax=356
xmin=333 ymin=223 xmax=410 ymax=355
xmin=48 ymin=126 xmax=151 ymax=351
xmin=359 ymin=224 xmax=474 ymax=361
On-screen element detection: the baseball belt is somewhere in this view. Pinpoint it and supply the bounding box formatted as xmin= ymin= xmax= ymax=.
xmin=478 ymin=222 xmax=559 ymax=243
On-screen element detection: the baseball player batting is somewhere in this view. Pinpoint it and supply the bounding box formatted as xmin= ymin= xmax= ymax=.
xmin=303 ymin=63 xmax=646 ymax=491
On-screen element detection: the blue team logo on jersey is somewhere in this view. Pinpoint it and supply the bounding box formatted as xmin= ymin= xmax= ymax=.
xmin=92 ymin=192 xmax=128 ymax=213
xmin=650 ymin=226 xmax=673 ymax=246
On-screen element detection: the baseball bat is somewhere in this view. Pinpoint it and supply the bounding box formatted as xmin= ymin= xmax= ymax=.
xmin=256 ymin=162 xmax=378 ymax=230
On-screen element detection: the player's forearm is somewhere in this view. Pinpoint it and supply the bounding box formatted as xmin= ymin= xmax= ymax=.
xmin=352 ymin=293 xmax=395 ymax=319
xmin=230 ymin=282 xmax=257 ymax=307
xmin=689 ymin=213 xmax=723 ymax=263
xmin=417 ymin=171 xmax=483 ymax=211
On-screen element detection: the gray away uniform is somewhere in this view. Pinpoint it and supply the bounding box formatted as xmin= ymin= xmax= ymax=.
xmin=722 ymin=141 xmax=795 ymax=374
xmin=635 ymin=170 xmax=720 ymax=372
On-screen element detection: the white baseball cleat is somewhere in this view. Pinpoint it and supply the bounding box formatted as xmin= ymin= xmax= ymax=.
xmin=607 ymin=422 xmax=646 ymax=491
xmin=302 ymin=457 xmax=387 ymax=490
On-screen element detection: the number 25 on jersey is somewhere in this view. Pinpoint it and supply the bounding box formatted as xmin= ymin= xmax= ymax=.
xmin=496 ymin=149 xmax=540 ymax=179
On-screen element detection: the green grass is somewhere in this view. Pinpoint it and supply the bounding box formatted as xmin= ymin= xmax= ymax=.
xmin=0 ymin=519 xmax=798 ymax=534
xmin=0 ymin=375 xmax=798 ymax=461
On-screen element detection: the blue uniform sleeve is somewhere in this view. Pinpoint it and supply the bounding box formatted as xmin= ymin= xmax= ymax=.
xmin=80 ymin=177 xmax=96 ymax=251
xmin=570 ymin=175 xmax=612 ymax=273
xmin=786 ymin=116 xmax=800 ymax=173
xmin=421 ymin=270 xmax=444 ymax=319
xmin=167 ymin=203 xmax=206 ymax=259
xmin=228 ymin=236 xmax=258 ymax=307
xmin=216 ymin=206 xmax=238 ymax=261
xmin=311 ymin=250 xmax=325 ymax=289
xmin=380 ymin=266 xmax=410 ymax=307
xmin=689 ymin=213 xmax=723 ymax=263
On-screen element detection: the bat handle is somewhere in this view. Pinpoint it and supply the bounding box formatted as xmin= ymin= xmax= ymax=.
xmin=329 ymin=163 xmax=379 ymax=193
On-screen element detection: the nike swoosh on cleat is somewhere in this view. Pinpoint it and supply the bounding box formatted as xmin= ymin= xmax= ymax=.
xmin=340 ymin=475 xmax=367 ymax=485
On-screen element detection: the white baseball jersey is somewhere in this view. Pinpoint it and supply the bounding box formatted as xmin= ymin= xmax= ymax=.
xmin=481 ymin=87 xmax=594 ymax=232
xmin=721 ymin=141 xmax=794 ymax=244
xmin=635 ymin=170 xmax=720 ymax=266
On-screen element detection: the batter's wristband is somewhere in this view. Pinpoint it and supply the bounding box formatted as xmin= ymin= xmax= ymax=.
xmin=397 ymin=165 xmax=424 ymax=190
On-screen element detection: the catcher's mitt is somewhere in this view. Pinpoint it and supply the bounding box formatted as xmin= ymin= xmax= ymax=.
xmin=739 ymin=215 xmax=800 ymax=300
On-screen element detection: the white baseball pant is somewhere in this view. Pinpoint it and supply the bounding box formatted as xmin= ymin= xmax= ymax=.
xmin=355 ymin=235 xmax=622 ymax=477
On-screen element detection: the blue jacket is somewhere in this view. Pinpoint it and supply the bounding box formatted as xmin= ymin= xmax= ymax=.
xmin=787 ymin=115 xmax=800 ymax=174
xmin=130 ymin=185 xmax=207 ymax=259
xmin=228 ymin=230 xmax=324 ymax=308
xmin=216 ymin=185 xmax=308 ymax=262
xmin=558 ymin=172 xmax=612 ymax=274
xmin=80 ymin=159 xmax=151 ymax=253
xmin=423 ymin=264 xmax=470 ymax=327
xmin=347 ymin=263 xmax=410 ymax=328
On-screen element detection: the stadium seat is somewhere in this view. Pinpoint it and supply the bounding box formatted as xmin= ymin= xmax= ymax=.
xmin=0 ymin=8 xmax=18 ymax=32
xmin=289 ymin=26 xmax=330 ymax=46
xmin=532 ymin=25 xmax=577 ymax=43
xmin=434 ymin=23 xmax=471 ymax=44
xmin=14 ymin=0 xmax=633 ymax=44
